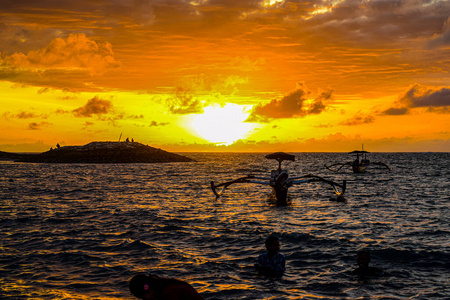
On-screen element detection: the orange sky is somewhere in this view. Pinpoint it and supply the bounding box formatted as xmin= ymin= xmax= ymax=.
xmin=1 ymin=0 xmax=449 ymax=152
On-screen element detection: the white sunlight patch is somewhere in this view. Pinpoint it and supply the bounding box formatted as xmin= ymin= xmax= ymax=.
xmin=262 ymin=0 xmax=284 ymax=7
xmin=188 ymin=103 xmax=254 ymax=145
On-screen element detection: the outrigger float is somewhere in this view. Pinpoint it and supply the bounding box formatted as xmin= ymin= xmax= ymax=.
xmin=325 ymin=147 xmax=391 ymax=173
xmin=210 ymin=152 xmax=346 ymax=206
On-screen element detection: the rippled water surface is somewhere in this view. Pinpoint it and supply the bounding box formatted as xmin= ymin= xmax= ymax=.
xmin=1 ymin=153 xmax=449 ymax=299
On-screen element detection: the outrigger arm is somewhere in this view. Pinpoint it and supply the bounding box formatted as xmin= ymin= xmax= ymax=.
xmin=290 ymin=174 xmax=346 ymax=197
xmin=324 ymin=161 xmax=391 ymax=173
xmin=210 ymin=175 xmax=274 ymax=198
xmin=324 ymin=162 xmax=353 ymax=173
xmin=210 ymin=175 xmax=253 ymax=198
xmin=370 ymin=162 xmax=392 ymax=171
xmin=210 ymin=174 xmax=346 ymax=200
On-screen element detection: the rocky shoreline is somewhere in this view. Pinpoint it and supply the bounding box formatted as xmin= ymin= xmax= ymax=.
xmin=0 ymin=141 xmax=195 ymax=164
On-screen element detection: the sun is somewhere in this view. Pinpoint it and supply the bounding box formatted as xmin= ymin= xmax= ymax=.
xmin=187 ymin=103 xmax=255 ymax=145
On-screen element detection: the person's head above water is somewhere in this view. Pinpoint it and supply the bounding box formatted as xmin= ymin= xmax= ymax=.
xmin=265 ymin=235 xmax=280 ymax=257
xmin=129 ymin=273 xmax=154 ymax=299
xmin=255 ymin=235 xmax=286 ymax=277
xmin=128 ymin=273 xmax=153 ymax=299
xmin=357 ymin=250 xmax=371 ymax=268
xmin=354 ymin=249 xmax=384 ymax=277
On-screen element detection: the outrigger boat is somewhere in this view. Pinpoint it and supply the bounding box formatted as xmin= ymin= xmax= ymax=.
xmin=325 ymin=147 xmax=391 ymax=173
xmin=210 ymin=152 xmax=346 ymax=206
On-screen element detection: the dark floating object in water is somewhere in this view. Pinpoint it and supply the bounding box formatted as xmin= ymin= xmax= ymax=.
xmin=325 ymin=146 xmax=391 ymax=173
xmin=211 ymin=152 xmax=346 ymax=206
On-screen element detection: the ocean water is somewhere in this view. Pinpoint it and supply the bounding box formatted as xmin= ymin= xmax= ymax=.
xmin=0 ymin=152 xmax=449 ymax=299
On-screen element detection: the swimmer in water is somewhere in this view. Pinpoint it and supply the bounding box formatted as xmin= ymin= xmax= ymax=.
xmin=255 ymin=235 xmax=286 ymax=277
xmin=129 ymin=273 xmax=204 ymax=300
xmin=353 ymin=250 xmax=383 ymax=277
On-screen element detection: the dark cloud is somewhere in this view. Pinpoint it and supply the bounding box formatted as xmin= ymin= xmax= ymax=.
xmin=60 ymin=94 xmax=78 ymax=100
xmin=314 ymin=123 xmax=333 ymax=128
xmin=402 ymin=84 xmax=450 ymax=108
xmin=298 ymin=0 xmax=450 ymax=48
xmin=246 ymin=82 xmax=332 ymax=122
xmin=55 ymin=108 xmax=68 ymax=114
xmin=426 ymin=106 xmax=449 ymax=114
xmin=4 ymin=1 xmax=448 ymax=48
xmin=340 ymin=112 xmax=375 ymax=126
xmin=107 ymin=113 xmax=124 ymax=121
xmin=28 ymin=121 xmax=51 ymax=130
xmin=166 ymin=87 xmax=204 ymax=115
xmin=0 ymin=67 xmax=106 ymax=92
xmin=2 ymin=111 xmax=34 ymax=119
xmin=382 ymin=84 xmax=450 ymax=115
xmin=37 ymin=87 xmax=51 ymax=94
xmin=129 ymin=114 xmax=144 ymax=119
xmin=73 ymin=96 xmax=112 ymax=117
xmin=382 ymin=107 xmax=408 ymax=116
xmin=16 ymin=111 xmax=36 ymax=119
xmin=427 ymin=16 xmax=450 ymax=49
xmin=2 ymin=111 xmax=48 ymax=119
xmin=149 ymin=121 xmax=169 ymax=127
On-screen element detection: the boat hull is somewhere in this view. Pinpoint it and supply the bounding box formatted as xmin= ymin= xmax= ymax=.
xmin=352 ymin=165 xmax=367 ymax=173
xmin=271 ymin=186 xmax=289 ymax=206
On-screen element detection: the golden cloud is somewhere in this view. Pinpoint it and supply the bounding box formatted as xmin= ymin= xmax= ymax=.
xmin=3 ymin=33 xmax=120 ymax=75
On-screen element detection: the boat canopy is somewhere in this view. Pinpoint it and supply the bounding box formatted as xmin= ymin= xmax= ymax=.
xmin=265 ymin=152 xmax=295 ymax=162
xmin=348 ymin=150 xmax=370 ymax=155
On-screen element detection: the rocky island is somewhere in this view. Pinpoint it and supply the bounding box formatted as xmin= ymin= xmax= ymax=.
xmin=0 ymin=141 xmax=195 ymax=163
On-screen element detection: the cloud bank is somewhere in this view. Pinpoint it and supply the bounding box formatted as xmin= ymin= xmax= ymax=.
xmin=0 ymin=34 xmax=120 ymax=90
xmin=383 ymin=84 xmax=450 ymax=115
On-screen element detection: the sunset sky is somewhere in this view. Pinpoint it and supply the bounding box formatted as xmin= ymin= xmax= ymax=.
xmin=1 ymin=0 xmax=449 ymax=152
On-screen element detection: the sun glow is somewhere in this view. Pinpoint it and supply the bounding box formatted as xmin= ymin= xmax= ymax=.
xmin=188 ymin=103 xmax=255 ymax=145
xmin=263 ymin=0 xmax=284 ymax=6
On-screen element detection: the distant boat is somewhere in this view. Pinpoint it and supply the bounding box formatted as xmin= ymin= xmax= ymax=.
xmin=325 ymin=146 xmax=391 ymax=173
xmin=211 ymin=152 xmax=346 ymax=206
